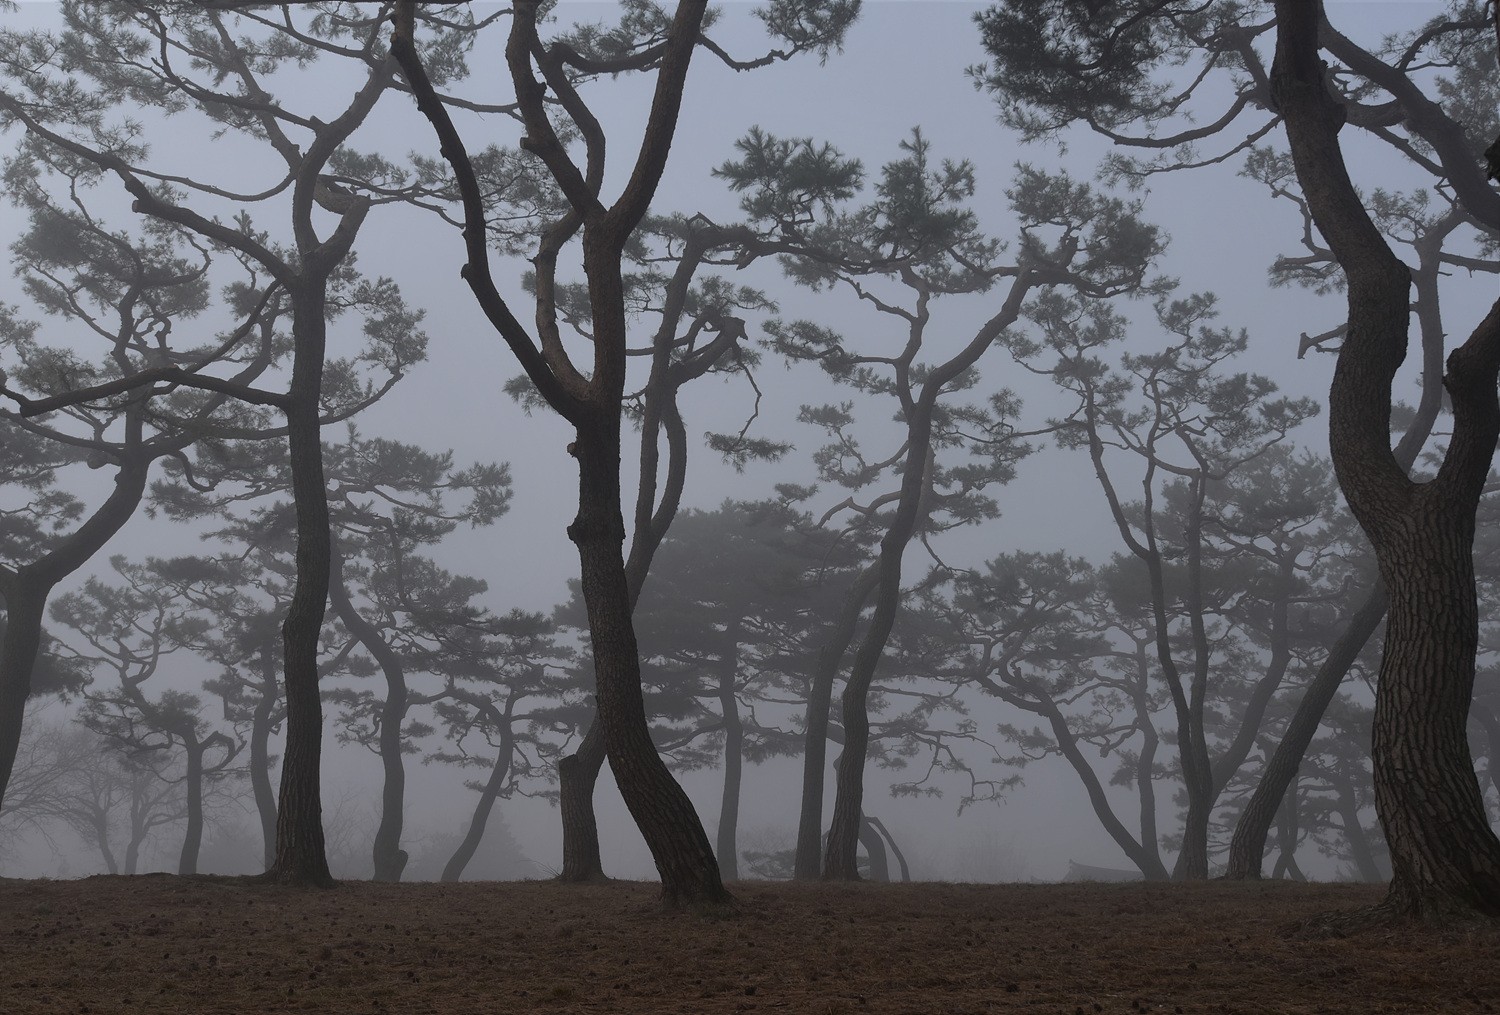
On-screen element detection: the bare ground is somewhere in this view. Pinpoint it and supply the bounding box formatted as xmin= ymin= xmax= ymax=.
xmin=0 ymin=877 xmax=1493 ymax=1014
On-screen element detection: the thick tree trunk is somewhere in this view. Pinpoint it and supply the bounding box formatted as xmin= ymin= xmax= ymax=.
xmin=556 ymin=719 xmax=607 ymax=882
xmin=716 ymin=630 xmax=743 ymax=880
xmin=1224 ymin=588 xmax=1386 ymax=878
xmin=0 ymin=585 xmax=48 ymax=814
xmin=1373 ymin=510 xmax=1500 ymax=918
xmin=1274 ymin=0 xmax=1500 ymax=921
xmin=571 ymin=422 xmax=728 ymax=908
xmin=441 ymin=727 xmax=515 ymax=883
xmin=179 ymin=741 xmax=203 ymax=877
xmin=265 ymin=289 xmax=334 ymax=888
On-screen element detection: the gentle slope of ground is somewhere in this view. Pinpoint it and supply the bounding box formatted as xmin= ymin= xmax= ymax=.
xmin=0 ymin=877 xmax=1491 ymax=1013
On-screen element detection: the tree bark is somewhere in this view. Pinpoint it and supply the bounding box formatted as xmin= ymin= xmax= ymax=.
xmin=571 ymin=420 xmax=729 ymax=908
xmin=251 ymin=640 xmax=279 ymax=871
xmin=795 ymin=564 xmax=878 ymax=880
xmin=265 ymin=287 xmax=334 ymax=888
xmin=0 ymin=585 xmax=48 ymax=814
xmin=1273 ymin=0 xmax=1500 ymax=920
xmin=179 ymin=741 xmax=204 ymax=876
xmin=716 ymin=626 xmax=743 ymax=881
xmin=556 ymin=720 xmax=607 ymax=882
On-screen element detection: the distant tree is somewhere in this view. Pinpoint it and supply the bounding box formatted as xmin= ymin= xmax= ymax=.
xmin=51 ymin=559 xmax=244 ymax=876
xmin=0 ymin=3 xmax=459 ymax=884
xmin=718 ymin=126 xmax=1164 ymax=877
xmin=974 ymin=0 xmax=1500 ymax=920
xmin=425 ymin=609 xmax=575 ymax=883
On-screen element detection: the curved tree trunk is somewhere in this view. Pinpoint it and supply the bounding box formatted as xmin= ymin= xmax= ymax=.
xmin=571 ymin=421 xmax=728 ymax=909
xmin=328 ymin=546 xmax=409 ymax=882
xmin=441 ymin=725 xmax=515 ymax=883
xmin=1273 ymin=0 xmax=1500 ymax=920
xmin=266 ymin=288 xmax=334 ymax=888
xmin=857 ymin=813 xmax=889 ymax=882
xmin=1333 ymin=777 xmax=1383 ymax=883
xmin=865 ymin=815 xmax=910 ymax=882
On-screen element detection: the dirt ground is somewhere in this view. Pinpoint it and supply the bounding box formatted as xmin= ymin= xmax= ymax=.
xmin=0 ymin=877 xmax=1494 ymax=1014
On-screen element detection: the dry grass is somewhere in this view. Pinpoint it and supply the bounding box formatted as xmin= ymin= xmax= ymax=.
xmin=0 ymin=876 xmax=1493 ymax=1013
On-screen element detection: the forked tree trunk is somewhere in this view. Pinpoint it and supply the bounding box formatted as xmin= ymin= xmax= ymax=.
xmin=1273 ymin=0 xmax=1500 ymax=921
xmin=858 ymin=814 xmax=889 ymax=882
xmin=795 ymin=565 xmax=879 ymax=880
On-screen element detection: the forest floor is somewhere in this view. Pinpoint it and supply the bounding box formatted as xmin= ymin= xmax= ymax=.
xmin=0 ymin=876 xmax=1492 ymax=1014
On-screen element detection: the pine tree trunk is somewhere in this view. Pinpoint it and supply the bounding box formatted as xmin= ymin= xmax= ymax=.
xmin=0 ymin=584 xmax=47 ymax=813
xmin=251 ymin=643 xmax=279 ymax=871
xmin=1274 ymin=0 xmax=1500 ymax=921
xmin=1224 ymin=588 xmax=1386 ymax=879
xmin=858 ymin=814 xmax=889 ymax=882
xmin=1334 ymin=778 xmax=1383 ymax=883
xmin=793 ymin=566 xmax=878 ymax=880
xmin=179 ymin=740 xmax=203 ymax=876
xmin=441 ymin=727 xmax=514 ymax=883
xmin=1373 ymin=508 xmax=1500 ymax=918
xmin=556 ymin=718 xmax=608 ymax=882
xmin=570 ymin=421 xmax=728 ymax=909
xmin=716 ymin=629 xmax=743 ymax=881
xmin=266 ymin=289 xmax=334 ymax=888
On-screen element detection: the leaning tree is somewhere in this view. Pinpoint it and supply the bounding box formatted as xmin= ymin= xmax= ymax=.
xmin=391 ymin=0 xmax=859 ymax=908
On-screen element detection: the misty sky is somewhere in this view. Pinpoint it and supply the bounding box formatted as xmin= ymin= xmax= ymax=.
xmin=1 ymin=0 xmax=1492 ymax=883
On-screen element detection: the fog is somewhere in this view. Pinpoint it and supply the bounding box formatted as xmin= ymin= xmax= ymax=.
xmin=0 ymin=0 xmax=1495 ymax=898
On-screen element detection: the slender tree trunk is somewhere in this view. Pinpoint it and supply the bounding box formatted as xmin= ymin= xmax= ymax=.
xmin=716 ymin=627 xmax=743 ymax=880
xmin=179 ymin=741 xmax=203 ymax=877
xmin=251 ymin=644 xmax=279 ymax=871
xmin=798 ymin=560 xmax=876 ymax=881
xmin=571 ymin=421 xmax=727 ymax=908
xmin=1334 ymin=777 xmax=1383 ymax=883
xmin=329 ymin=548 xmax=408 ymax=882
xmin=1225 ymin=589 xmax=1387 ymax=878
xmin=441 ymin=727 xmax=515 ymax=883
xmin=857 ymin=814 xmax=889 ymax=882
xmin=95 ymin=816 xmax=119 ymax=876
xmin=794 ymin=566 xmax=877 ymax=880
xmin=865 ymin=815 xmax=910 ymax=882
xmin=266 ymin=288 xmax=334 ymax=888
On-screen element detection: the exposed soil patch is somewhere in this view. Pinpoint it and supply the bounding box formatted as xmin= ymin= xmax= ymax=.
xmin=0 ymin=877 xmax=1491 ymax=1013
